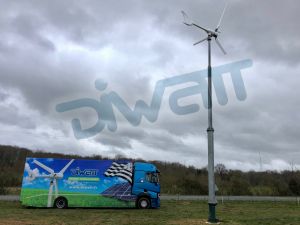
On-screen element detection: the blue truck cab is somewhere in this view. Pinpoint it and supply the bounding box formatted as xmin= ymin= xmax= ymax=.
xmin=132 ymin=162 xmax=160 ymax=208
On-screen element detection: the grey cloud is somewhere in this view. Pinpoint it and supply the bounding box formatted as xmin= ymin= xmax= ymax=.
xmin=93 ymin=127 xmax=146 ymax=149
xmin=11 ymin=12 xmax=56 ymax=51
xmin=0 ymin=48 xmax=96 ymax=114
xmin=96 ymin=135 xmax=132 ymax=149
xmin=0 ymin=103 xmax=36 ymax=129
xmin=0 ymin=92 xmax=9 ymax=101
xmin=141 ymin=130 xmax=205 ymax=157
xmin=118 ymin=128 xmax=147 ymax=140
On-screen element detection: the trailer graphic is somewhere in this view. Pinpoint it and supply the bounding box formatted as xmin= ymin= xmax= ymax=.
xmin=20 ymin=158 xmax=160 ymax=209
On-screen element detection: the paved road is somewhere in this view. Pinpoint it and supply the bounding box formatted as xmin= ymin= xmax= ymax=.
xmin=1 ymin=195 xmax=300 ymax=202
xmin=161 ymin=195 xmax=300 ymax=202
xmin=0 ymin=195 xmax=19 ymax=201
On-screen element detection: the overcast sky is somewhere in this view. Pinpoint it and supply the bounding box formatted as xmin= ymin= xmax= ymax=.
xmin=0 ymin=0 xmax=299 ymax=171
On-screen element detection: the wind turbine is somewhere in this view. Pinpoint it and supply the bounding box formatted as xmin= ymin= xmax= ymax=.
xmin=30 ymin=159 xmax=74 ymax=207
xmin=181 ymin=3 xmax=228 ymax=223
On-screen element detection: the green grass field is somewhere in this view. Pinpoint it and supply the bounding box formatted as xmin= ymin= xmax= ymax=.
xmin=1 ymin=200 xmax=300 ymax=225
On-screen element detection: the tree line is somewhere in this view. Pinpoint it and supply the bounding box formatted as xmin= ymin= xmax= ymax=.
xmin=0 ymin=145 xmax=300 ymax=196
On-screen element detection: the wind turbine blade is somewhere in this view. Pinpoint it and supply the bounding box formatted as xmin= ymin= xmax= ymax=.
xmin=193 ymin=37 xmax=208 ymax=46
xmin=216 ymin=3 xmax=228 ymax=31
xmin=47 ymin=182 xmax=53 ymax=207
xmin=59 ymin=159 xmax=74 ymax=174
xmin=36 ymin=175 xmax=52 ymax=178
xmin=33 ymin=160 xmax=54 ymax=174
xmin=215 ymin=38 xmax=227 ymax=54
xmin=181 ymin=10 xmax=193 ymax=26
xmin=192 ymin=23 xmax=210 ymax=33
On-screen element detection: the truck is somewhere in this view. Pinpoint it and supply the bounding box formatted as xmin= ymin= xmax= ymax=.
xmin=20 ymin=158 xmax=160 ymax=209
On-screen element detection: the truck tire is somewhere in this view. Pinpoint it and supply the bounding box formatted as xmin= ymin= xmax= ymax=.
xmin=137 ymin=197 xmax=151 ymax=209
xmin=54 ymin=197 xmax=68 ymax=209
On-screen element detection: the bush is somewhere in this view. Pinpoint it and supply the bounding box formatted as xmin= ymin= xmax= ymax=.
xmin=250 ymin=186 xmax=276 ymax=196
xmin=0 ymin=184 xmax=7 ymax=195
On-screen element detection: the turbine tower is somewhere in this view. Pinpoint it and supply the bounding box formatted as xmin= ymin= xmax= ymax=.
xmin=181 ymin=3 xmax=228 ymax=223
xmin=30 ymin=159 xmax=74 ymax=207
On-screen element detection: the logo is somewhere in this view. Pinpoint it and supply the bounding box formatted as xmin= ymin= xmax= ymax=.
xmin=71 ymin=167 xmax=98 ymax=176
xmin=56 ymin=59 xmax=253 ymax=139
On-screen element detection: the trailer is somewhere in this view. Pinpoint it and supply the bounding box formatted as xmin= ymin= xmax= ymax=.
xmin=20 ymin=158 xmax=160 ymax=209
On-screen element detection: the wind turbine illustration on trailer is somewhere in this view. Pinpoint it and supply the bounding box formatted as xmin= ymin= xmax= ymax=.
xmin=29 ymin=159 xmax=74 ymax=207
xmin=181 ymin=3 xmax=228 ymax=224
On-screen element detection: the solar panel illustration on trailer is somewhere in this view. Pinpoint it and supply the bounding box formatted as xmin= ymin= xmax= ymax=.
xmin=101 ymin=183 xmax=136 ymax=201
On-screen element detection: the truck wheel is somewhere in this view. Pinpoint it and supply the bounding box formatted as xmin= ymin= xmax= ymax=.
xmin=137 ymin=197 xmax=150 ymax=209
xmin=54 ymin=197 xmax=68 ymax=209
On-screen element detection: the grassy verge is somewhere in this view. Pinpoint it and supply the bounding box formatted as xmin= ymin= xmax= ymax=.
xmin=1 ymin=200 xmax=300 ymax=225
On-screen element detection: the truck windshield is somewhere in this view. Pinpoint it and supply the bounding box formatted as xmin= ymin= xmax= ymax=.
xmin=146 ymin=172 xmax=160 ymax=183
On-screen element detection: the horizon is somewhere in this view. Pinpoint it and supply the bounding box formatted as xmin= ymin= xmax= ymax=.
xmin=2 ymin=144 xmax=298 ymax=173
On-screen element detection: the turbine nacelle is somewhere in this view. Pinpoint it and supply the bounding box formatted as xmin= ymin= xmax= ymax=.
xmin=53 ymin=173 xmax=64 ymax=179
